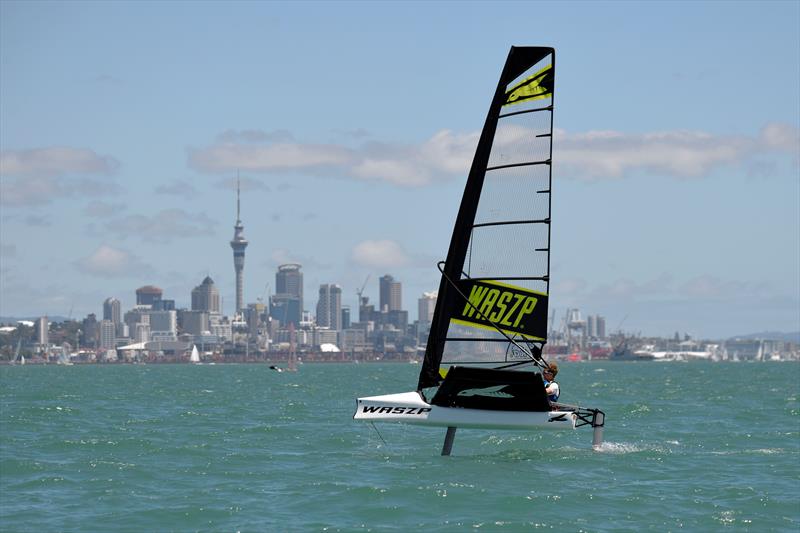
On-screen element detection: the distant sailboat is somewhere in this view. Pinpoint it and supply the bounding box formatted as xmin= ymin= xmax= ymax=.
xmin=57 ymin=346 xmax=73 ymax=365
xmin=190 ymin=345 xmax=201 ymax=364
xmin=272 ymin=322 xmax=298 ymax=372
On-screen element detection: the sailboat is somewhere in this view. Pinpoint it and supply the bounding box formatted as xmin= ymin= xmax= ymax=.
xmin=354 ymin=47 xmax=604 ymax=454
xmin=190 ymin=345 xmax=201 ymax=364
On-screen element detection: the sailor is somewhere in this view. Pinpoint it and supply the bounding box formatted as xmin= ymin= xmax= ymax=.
xmin=542 ymin=362 xmax=560 ymax=403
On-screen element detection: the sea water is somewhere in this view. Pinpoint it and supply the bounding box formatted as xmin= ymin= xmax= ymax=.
xmin=1 ymin=362 xmax=798 ymax=532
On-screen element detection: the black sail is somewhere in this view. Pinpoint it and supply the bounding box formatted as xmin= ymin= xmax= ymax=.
xmin=418 ymin=47 xmax=555 ymax=391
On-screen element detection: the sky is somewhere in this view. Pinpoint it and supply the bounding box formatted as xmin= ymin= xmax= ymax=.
xmin=1 ymin=1 xmax=798 ymax=340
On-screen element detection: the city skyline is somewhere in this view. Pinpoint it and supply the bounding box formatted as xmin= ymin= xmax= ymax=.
xmin=1 ymin=2 xmax=798 ymax=339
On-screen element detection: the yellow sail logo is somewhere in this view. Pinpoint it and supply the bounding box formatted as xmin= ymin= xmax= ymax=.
xmin=504 ymin=64 xmax=553 ymax=107
xmin=450 ymin=280 xmax=548 ymax=340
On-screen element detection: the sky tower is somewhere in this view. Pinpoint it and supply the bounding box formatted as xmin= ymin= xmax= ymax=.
xmin=230 ymin=175 xmax=248 ymax=314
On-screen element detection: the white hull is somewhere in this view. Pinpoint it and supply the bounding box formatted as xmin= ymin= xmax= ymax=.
xmin=354 ymin=391 xmax=577 ymax=430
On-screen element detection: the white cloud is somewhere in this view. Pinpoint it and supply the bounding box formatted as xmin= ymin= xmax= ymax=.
xmin=351 ymin=240 xmax=411 ymax=269
xmin=188 ymin=123 xmax=799 ymax=187
xmin=760 ymin=122 xmax=800 ymax=153
xmin=188 ymin=129 xmax=476 ymax=187
xmin=0 ymin=147 xmax=122 ymax=207
xmin=75 ymin=245 xmax=152 ymax=278
xmin=105 ymin=209 xmax=217 ymax=243
xmin=0 ymin=147 xmax=119 ymax=178
xmin=555 ymin=122 xmax=799 ymax=180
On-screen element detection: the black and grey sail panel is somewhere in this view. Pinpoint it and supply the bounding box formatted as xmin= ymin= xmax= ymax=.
xmin=419 ymin=47 xmax=554 ymax=390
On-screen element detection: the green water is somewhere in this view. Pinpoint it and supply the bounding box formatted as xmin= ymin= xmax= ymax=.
xmin=1 ymin=362 xmax=798 ymax=532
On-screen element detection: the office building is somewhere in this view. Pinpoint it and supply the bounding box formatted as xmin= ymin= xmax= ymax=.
xmin=103 ymin=297 xmax=121 ymax=324
xmin=276 ymin=264 xmax=303 ymax=302
xmin=136 ymin=285 xmax=162 ymax=307
xmin=149 ymin=310 xmax=177 ymax=341
xmin=316 ymin=284 xmax=342 ymax=331
xmin=379 ymin=274 xmax=402 ymax=312
xmin=418 ymin=291 xmax=437 ymax=324
xmin=99 ymin=319 xmax=116 ymax=349
xmin=180 ymin=310 xmax=210 ymax=337
xmin=36 ymin=316 xmax=48 ymax=348
xmin=587 ymin=315 xmax=597 ymax=338
xmin=191 ymin=276 xmax=221 ymax=314
xmin=273 ymin=264 xmax=303 ymax=326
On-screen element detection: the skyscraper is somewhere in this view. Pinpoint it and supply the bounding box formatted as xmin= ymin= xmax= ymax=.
xmin=230 ymin=176 xmax=248 ymax=314
xmin=597 ymin=316 xmax=606 ymax=339
xmin=136 ymin=286 xmax=162 ymax=306
xmin=316 ymin=284 xmax=342 ymax=331
xmin=379 ymin=274 xmax=402 ymax=312
xmin=36 ymin=316 xmax=48 ymax=348
xmin=191 ymin=276 xmax=221 ymax=314
xmin=272 ymin=264 xmax=303 ymax=327
xmin=99 ymin=319 xmax=116 ymax=349
xmin=103 ymin=297 xmax=121 ymax=324
xmin=276 ymin=264 xmax=303 ymax=303
xmin=418 ymin=291 xmax=437 ymax=324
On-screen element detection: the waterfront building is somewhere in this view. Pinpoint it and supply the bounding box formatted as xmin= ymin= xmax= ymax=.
xmin=191 ymin=276 xmax=221 ymax=314
xmin=418 ymin=291 xmax=437 ymax=325
xmin=230 ymin=177 xmax=248 ymax=314
xmin=99 ymin=319 xmax=116 ymax=350
xmin=316 ymin=284 xmax=342 ymax=331
xmin=597 ymin=316 xmax=606 ymax=339
xmin=136 ymin=285 xmax=162 ymax=307
xmin=340 ymin=328 xmax=368 ymax=353
xmin=379 ymin=274 xmax=402 ymax=312
xmin=134 ymin=323 xmax=150 ymax=343
xmin=312 ymin=327 xmax=338 ymax=348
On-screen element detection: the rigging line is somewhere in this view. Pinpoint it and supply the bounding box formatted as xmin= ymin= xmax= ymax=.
xmin=436 ymin=261 xmax=549 ymax=371
xmin=369 ymin=422 xmax=387 ymax=446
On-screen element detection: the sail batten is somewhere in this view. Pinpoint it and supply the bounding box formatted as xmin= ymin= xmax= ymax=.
xmin=418 ymin=47 xmax=555 ymax=390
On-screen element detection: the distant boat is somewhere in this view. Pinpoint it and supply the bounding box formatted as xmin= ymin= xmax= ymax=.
xmin=190 ymin=345 xmax=201 ymax=364
xmin=57 ymin=347 xmax=73 ymax=365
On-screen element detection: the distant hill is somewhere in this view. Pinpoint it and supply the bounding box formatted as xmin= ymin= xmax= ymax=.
xmin=728 ymin=331 xmax=800 ymax=343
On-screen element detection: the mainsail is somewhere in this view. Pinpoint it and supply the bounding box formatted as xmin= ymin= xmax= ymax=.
xmin=419 ymin=47 xmax=555 ymax=390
